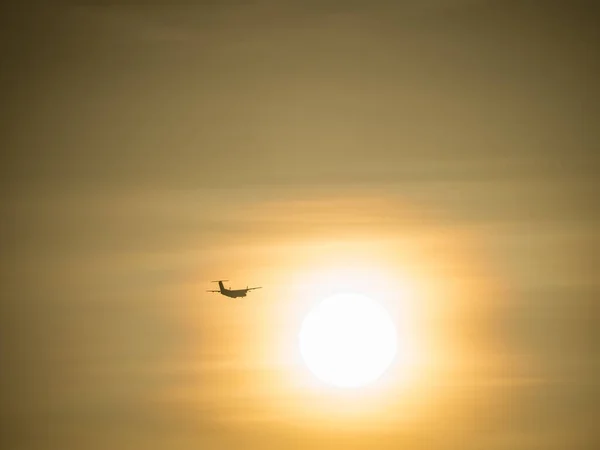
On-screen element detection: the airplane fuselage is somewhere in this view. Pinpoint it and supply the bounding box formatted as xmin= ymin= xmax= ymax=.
xmin=221 ymin=289 xmax=247 ymax=298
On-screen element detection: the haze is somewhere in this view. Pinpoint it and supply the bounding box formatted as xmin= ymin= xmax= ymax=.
xmin=1 ymin=1 xmax=598 ymax=449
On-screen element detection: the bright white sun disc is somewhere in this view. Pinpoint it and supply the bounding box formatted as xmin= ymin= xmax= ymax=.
xmin=299 ymin=293 xmax=397 ymax=388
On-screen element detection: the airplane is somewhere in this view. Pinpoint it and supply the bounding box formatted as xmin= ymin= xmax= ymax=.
xmin=207 ymin=280 xmax=262 ymax=298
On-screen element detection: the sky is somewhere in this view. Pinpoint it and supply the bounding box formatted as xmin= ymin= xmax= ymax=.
xmin=1 ymin=1 xmax=599 ymax=449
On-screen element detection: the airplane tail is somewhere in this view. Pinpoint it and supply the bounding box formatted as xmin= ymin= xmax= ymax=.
xmin=211 ymin=280 xmax=228 ymax=292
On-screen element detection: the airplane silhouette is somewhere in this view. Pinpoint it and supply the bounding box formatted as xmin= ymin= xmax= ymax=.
xmin=207 ymin=280 xmax=262 ymax=298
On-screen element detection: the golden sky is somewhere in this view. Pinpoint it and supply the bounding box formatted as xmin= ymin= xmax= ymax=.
xmin=1 ymin=1 xmax=598 ymax=449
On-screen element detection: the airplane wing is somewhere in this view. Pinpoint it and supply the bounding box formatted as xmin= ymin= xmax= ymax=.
xmin=206 ymin=290 xmax=221 ymax=293
xmin=246 ymin=287 xmax=262 ymax=291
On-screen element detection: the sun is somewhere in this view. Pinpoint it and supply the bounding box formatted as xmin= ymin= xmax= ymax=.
xmin=298 ymin=292 xmax=397 ymax=389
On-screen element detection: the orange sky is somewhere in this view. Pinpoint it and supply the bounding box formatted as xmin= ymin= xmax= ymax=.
xmin=2 ymin=1 xmax=598 ymax=449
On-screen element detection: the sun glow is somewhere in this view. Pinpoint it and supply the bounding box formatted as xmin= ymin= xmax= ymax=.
xmin=175 ymin=193 xmax=499 ymax=432
xmin=299 ymin=292 xmax=397 ymax=388
xmin=282 ymin=247 xmax=426 ymax=396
